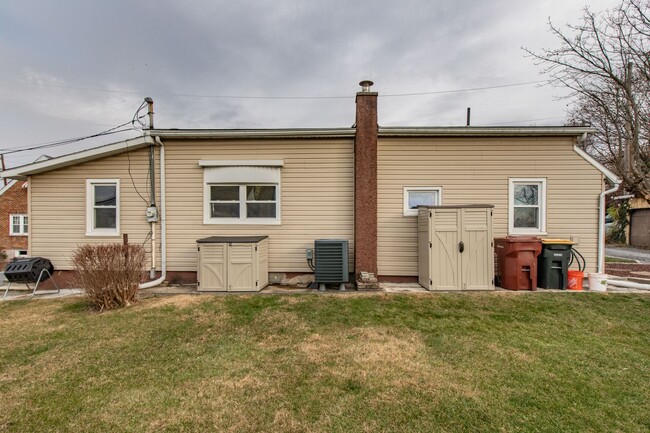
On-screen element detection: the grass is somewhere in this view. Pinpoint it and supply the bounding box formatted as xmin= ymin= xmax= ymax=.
xmin=1 ymin=293 xmax=649 ymax=432
xmin=606 ymin=256 xmax=638 ymax=263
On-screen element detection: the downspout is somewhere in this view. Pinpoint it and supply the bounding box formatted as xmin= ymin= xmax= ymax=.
xmin=140 ymin=136 xmax=166 ymax=289
xmin=573 ymin=144 xmax=622 ymax=273
xmin=597 ymin=183 xmax=620 ymax=273
xmin=146 ymin=97 xmax=157 ymax=280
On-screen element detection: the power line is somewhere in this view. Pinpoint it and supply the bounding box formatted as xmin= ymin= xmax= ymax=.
xmin=0 ymin=79 xmax=547 ymax=100
xmin=0 ymin=121 xmax=138 ymax=156
xmin=0 ymin=115 xmax=148 ymax=155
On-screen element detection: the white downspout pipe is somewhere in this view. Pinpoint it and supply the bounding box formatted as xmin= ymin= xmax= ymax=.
xmin=606 ymin=277 xmax=650 ymax=290
xmin=140 ymin=137 xmax=166 ymax=289
xmin=597 ymin=182 xmax=620 ymax=273
xmin=573 ymin=145 xmax=622 ymax=274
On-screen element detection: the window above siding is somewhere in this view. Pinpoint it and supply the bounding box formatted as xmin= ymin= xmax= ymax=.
xmin=403 ymin=187 xmax=442 ymax=216
xmin=203 ymin=163 xmax=281 ymax=225
xmin=508 ymin=178 xmax=546 ymax=235
xmin=86 ymin=179 xmax=120 ymax=236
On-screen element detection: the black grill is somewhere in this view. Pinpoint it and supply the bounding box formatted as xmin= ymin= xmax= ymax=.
xmin=4 ymin=257 xmax=54 ymax=284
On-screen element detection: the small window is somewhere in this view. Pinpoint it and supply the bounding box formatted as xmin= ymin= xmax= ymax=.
xmin=15 ymin=250 xmax=28 ymax=257
xmin=509 ymin=178 xmax=546 ymax=234
xmin=403 ymin=187 xmax=442 ymax=216
xmin=9 ymin=214 xmax=28 ymax=235
xmin=86 ymin=179 xmax=120 ymax=236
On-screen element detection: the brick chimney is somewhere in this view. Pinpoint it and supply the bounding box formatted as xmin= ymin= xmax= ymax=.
xmin=354 ymin=80 xmax=379 ymax=289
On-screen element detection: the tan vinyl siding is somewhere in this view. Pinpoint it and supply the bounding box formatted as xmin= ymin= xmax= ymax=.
xmin=164 ymin=139 xmax=354 ymax=273
xmin=29 ymin=147 xmax=161 ymax=270
xmin=378 ymin=137 xmax=603 ymax=276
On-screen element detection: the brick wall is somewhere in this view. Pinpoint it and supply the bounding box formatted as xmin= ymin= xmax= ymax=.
xmin=0 ymin=181 xmax=28 ymax=259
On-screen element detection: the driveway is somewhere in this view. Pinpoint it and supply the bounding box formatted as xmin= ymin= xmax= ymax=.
xmin=606 ymin=245 xmax=650 ymax=263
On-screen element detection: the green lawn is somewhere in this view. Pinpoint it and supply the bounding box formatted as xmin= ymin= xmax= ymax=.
xmin=1 ymin=293 xmax=649 ymax=432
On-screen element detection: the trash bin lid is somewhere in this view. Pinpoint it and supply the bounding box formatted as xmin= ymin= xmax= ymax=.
xmin=495 ymin=236 xmax=541 ymax=243
xmin=541 ymin=239 xmax=574 ymax=245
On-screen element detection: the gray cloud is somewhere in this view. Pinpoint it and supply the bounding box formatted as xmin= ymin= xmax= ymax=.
xmin=0 ymin=0 xmax=620 ymax=166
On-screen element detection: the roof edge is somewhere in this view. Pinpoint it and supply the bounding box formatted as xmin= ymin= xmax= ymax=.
xmin=378 ymin=126 xmax=596 ymax=137
xmin=1 ymin=135 xmax=153 ymax=179
xmin=148 ymin=128 xmax=356 ymax=139
xmin=572 ymin=145 xmax=622 ymax=184
xmin=0 ymin=179 xmax=18 ymax=197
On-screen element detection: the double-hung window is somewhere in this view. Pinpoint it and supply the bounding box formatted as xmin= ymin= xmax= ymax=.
xmin=509 ymin=178 xmax=546 ymax=234
xmin=86 ymin=179 xmax=120 ymax=236
xmin=9 ymin=214 xmax=28 ymax=235
xmin=202 ymin=160 xmax=282 ymax=224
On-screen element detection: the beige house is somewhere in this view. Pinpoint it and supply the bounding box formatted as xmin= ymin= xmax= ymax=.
xmin=2 ymin=81 xmax=619 ymax=289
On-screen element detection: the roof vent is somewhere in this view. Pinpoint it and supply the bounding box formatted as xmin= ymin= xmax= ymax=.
xmin=359 ymin=80 xmax=374 ymax=92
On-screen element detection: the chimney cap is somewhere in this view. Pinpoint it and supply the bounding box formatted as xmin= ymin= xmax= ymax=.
xmin=359 ymin=80 xmax=374 ymax=92
xmin=144 ymin=97 xmax=153 ymax=103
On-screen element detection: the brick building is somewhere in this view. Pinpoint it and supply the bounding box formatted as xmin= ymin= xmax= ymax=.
xmin=0 ymin=179 xmax=29 ymax=263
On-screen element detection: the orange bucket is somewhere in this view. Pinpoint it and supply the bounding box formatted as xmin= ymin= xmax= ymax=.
xmin=567 ymin=270 xmax=584 ymax=291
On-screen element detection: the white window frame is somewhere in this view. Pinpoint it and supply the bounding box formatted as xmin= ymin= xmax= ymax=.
xmin=205 ymin=183 xmax=280 ymax=224
xmin=508 ymin=178 xmax=547 ymax=235
xmin=86 ymin=179 xmax=120 ymax=236
xmin=403 ymin=187 xmax=443 ymax=216
xmin=9 ymin=214 xmax=28 ymax=236
xmin=202 ymin=162 xmax=282 ymax=225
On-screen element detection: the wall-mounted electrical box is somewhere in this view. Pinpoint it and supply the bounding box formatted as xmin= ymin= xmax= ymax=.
xmin=146 ymin=206 xmax=159 ymax=222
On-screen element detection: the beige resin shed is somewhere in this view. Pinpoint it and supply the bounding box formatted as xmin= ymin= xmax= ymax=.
xmin=418 ymin=205 xmax=494 ymax=291
xmin=197 ymin=236 xmax=269 ymax=292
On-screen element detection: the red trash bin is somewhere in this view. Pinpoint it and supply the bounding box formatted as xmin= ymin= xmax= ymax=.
xmin=495 ymin=236 xmax=542 ymax=290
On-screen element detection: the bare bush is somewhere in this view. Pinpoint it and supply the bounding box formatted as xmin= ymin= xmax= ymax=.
xmin=72 ymin=243 xmax=146 ymax=311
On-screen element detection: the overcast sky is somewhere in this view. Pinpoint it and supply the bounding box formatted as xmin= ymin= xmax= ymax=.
xmin=0 ymin=0 xmax=621 ymax=167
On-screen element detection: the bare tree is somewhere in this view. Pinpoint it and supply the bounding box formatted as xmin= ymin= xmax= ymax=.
xmin=526 ymin=0 xmax=650 ymax=203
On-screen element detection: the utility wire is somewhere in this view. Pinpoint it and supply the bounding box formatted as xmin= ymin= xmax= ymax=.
xmin=0 ymin=117 xmax=145 ymax=155
xmin=0 ymin=79 xmax=547 ymax=100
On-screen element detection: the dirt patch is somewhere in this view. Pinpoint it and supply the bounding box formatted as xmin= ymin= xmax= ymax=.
xmin=132 ymin=295 xmax=206 ymax=310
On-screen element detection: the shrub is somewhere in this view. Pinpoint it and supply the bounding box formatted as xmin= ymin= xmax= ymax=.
xmin=72 ymin=243 xmax=146 ymax=311
xmin=606 ymin=201 xmax=630 ymax=244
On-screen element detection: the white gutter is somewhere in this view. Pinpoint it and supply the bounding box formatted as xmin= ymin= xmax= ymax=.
xmin=140 ymin=137 xmax=166 ymax=289
xmin=149 ymin=128 xmax=355 ymax=139
xmin=379 ymin=126 xmax=596 ymax=137
xmin=2 ymin=136 xmax=153 ymax=179
xmin=573 ymin=145 xmax=622 ymax=273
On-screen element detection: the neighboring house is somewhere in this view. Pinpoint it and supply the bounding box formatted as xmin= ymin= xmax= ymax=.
xmin=0 ymin=179 xmax=29 ymax=262
xmin=1 ymin=81 xmax=619 ymax=288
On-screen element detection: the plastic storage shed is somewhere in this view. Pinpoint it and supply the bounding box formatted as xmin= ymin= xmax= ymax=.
xmin=418 ymin=205 xmax=494 ymax=291
xmin=494 ymin=237 xmax=542 ymax=290
xmin=197 ymin=236 xmax=269 ymax=292
xmin=537 ymin=239 xmax=574 ymax=290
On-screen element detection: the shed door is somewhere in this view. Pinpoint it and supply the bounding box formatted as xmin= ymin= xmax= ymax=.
xmin=228 ymin=243 xmax=256 ymax=291
xmin=461 ymin=208 xmax=492 ymax=290
xmin=199 ymin=244 xmax=227 ymax=291
xmin=630 ymin=209 xmax=650 ymax=248
xmin=430 ymin=208 xmax=461 ymax=290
